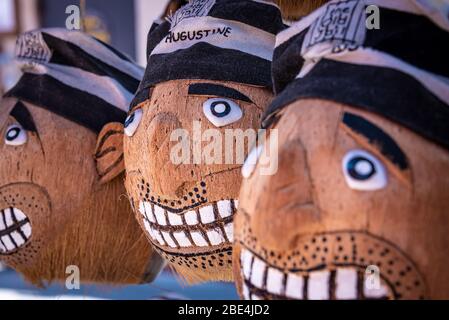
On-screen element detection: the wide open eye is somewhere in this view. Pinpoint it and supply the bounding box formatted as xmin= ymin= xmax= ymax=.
xmin=342 ymin=149 xmax=387 ymax=191
xmin=203 ymin=98 xmax=242 ymax=127
xmin=124 ymin=109 xmax=143 ymax=137
xmin=4 ymin=124 xmax=27 ymax=146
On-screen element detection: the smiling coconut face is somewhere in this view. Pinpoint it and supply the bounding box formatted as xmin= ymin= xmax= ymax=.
xmin=124 ymin=80 xmax=271 ymax=282
xmin=0 ymin=28 xmax=164 ymax=285
xmin=122 ymin=0 xmax=284 ymax=282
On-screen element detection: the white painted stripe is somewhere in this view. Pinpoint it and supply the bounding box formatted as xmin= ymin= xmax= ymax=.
xmin=241 ymin=249 xmax=253 ymax=280
xmin=167 ymin=212 xmax=183 ymax=226
xmin=276 ymin=0 xmax=449 ymax=47
xmin=217 ymin=200 xmax=232 ymax=218
xmin=161 ymin=232 xmax=177 ymax=248
xmin=206 ymin=229 xmax=224 ymax=246
xmin=224 ymin=223 xmax=233 ymax=242
xmin=23 ymin=63 xmax=134 ymax=111
xmin=185 ymin=210 xmax=198 ymax=225
xmin=153 ymin=205 xmax=167 ymax=226
xmin=151 ymin=16 xmax=275 ymax=61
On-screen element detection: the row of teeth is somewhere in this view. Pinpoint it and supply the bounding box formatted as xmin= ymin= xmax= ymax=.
xmin=143 ymin=220 xmax=233 ymax=248
xmin=138 ymin=199 xmax=237 ymax=227
xmin=241 ymin=249 xmax=390 ymax=300
xmin=0 ymin=208 xmax=31 ymax=253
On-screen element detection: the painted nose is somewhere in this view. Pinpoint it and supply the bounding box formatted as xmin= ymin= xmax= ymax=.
xmin=249 ymin=138 xmax=319 ymax=252
xmin=140 ymin=112 xmax=184 ymax=198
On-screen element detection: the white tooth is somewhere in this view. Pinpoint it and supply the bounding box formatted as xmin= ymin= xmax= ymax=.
xmin=0 ymin=213 xmax=5 ymax=231
xmin=154 ymin=205 xmax=167 ymax=225
xmin=13 ymin=208 xmax=26 ymax=222
xmin=143 ymin=220 xmax=154 ymax=238
xmin=0 ymin=242 xmax=5 ymax=252
xmin=250 ymin=257 xmax=266 ymax=288
xmin=217 ymin=200 xmax=232 ymax=218
xmin=206 ymin=229 xmax=224 ymax=246
xmin=2 ymin=236 xmax=14 ymax=251
xmin=161 ymin=231 xmax=177 ymax=248
xmin=336 ymin=268 xmax=357 ymax=300
xmin=168 ymin=212 xmax=183 ymax=226
xmin=185 ymin=210 xmax=198 ymax=225
xmin=308 ymin=270 xmax=330 ymax=300
xmin=190 ymin=232 xmax=208 ymax=247
xmin=11 ymin=231 xmax=24 ymax=246
xmin=234 ymin=199 xmax=239 ymax=208
xmin=242 ymin=284 xmax=250 ymax=300
xmin=224 ymin=223 xmax=233 ymax=242
xmin=153 ymin=230 xmax=166 ymax=246
xmin=241 ymin=249 xmax=253 ymax=280
xmin=364 ymin=275 xmax=389 ymax=298
xmin=144 ymin=202 xmax=156 ymax=222
xmin=173 ymin=231 xmax=192 ymax=247
xmin=285 ymin=273 xmax=304 ymax=299
xmin=251 ymin=294 xmax=261 ymax=300
xmin=199 ymin=205 xmax=215 ymax=224
xmin=138 ymin=202 xmax=145 ymax=216
xmin=21 ymin=223 xmax=31 ymax=238
xmin=266 ymin=267 xmax=284 ymax=295
xmin=4 ymin=210 xmax=13 ymax=227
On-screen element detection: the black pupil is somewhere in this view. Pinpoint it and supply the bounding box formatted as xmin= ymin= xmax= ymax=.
xmin=347 ymin=156 xmax=376 ymax=180
xmin=124 ymin=113 xmax=135 ymax=128
xmin=211 ymin=101 xmax=231 ymax=117
xmin=6 ymin=127 xmax=20 ymax=141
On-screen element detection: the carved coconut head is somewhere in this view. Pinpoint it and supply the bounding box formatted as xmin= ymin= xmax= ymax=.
xmin=0 ymin=29 xmax=164 ymax=285
xmin=123 ymin=0 xmax=284 ymax=283
xmin=234 ymin=0 xmax=449 ymax=299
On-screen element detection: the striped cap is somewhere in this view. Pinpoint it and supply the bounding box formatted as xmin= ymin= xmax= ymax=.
xmin=265 ymin=0 xmax=449 ymax=150
xmin=5 ymin=28 xmax=144 ymax=133
xmin=133 ymin=0 xmax=285 ymax=108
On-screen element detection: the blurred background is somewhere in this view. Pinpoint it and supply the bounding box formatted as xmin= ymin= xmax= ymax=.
xmin=0 ymin=0 xmax=238 ymax=300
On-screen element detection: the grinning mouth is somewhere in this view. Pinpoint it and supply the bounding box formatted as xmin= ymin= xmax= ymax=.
xmin=138 ymin=199 xmax=237 ymax=250
xmin=0 ymin=208 xmax=32 ymax=254
xmin=240 ymin=248 xmax=392 ymax=300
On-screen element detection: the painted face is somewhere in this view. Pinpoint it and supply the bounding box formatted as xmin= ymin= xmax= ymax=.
xmin=124 ymin=79 xmax=272 ymax=283
xmin=234 ymin=99 xmax=449 ymax=299
xmin=0 ymin=98 xmax=163 ymax=285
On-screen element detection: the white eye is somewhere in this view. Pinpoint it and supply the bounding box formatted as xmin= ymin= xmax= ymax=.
xmin=124 ymin=109 xmax=143 ymax=137
xmin=241 ymin=144 xmax=264 ymax=178
xmin=342 ymin=149 xmax=387 ymax=191
xmin=4 ymin=124 xmax=27 ymax=146
xmin=203 ymin=98 xmax=242 ymax=127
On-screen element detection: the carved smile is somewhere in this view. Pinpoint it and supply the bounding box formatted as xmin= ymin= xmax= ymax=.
xmin=138 ymin=200 xmax=237 ymax=250
xmin=0 ymin=208 xmax=32 ymax=254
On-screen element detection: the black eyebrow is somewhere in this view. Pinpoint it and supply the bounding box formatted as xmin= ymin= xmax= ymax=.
xmin=10 ymin=101 xmax=38 ymax=133
xmin=188 ymin=83 xmax=252 ymax=103
xmin=342 ymin=112 xmax=408 ymax=170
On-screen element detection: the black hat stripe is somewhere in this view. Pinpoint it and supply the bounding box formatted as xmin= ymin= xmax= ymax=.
xmin=6 ymin=73 xmax=127 ymax=133
xmin=41 ymin=32 xmax=141 ymax=94
xmin=39 ymin=29 xmax=143 ymax=80
xmin=209 ymin=0 xmax=283 ymax=35
xmin=142 ymin=42 xmax=271 ymax=91
xmin=264 ymin=59 xmax=449 ymax=151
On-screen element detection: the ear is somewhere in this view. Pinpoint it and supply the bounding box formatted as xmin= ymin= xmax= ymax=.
xmin=94 ymin=122 xmax=125 ymax=185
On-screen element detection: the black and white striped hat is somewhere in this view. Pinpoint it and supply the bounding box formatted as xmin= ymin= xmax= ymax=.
xmin=132 ymin=0 xmax=285 ymax=108
xmin=264 ymin=0 xmax=449 ymax=150
xmin=5 ymin=28 xmax=144 ymax=133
